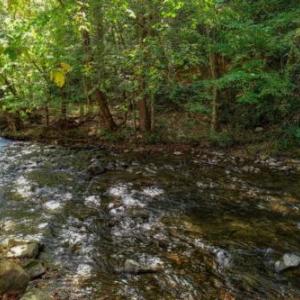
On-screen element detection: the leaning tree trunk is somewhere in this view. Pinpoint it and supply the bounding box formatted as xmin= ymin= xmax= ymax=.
xmin=88 ymin=1 xmax=117 ymax=131
xmin=95 ymin=89 xmax=117 ymax=131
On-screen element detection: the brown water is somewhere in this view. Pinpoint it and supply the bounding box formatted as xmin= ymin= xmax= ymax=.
xmin=0 ymin=140 xmax=300 ymax=299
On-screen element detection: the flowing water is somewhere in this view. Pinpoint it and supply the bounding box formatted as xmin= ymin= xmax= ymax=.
xmin=0 ymin=139 xmax=300 ymax=299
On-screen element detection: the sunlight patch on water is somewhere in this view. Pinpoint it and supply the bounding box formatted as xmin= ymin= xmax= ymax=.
xmin=14 ymin=175 xmax=33 ymax=198
xmin=44 ymin=200 xmax=62 ymax=210
xmin=38 ymin=222 xmax=49 ymax=229
xmin=142 ymin=187 xmax=164 ymax=197
xmin=84 ymin=195 xmax=101 ymax=208
xmin=108 ymin=183 xmax=130 ymax=197
xmin=122 ymin=195 xmax=145 ymax=208
xmin=76 ymin=263 xmax=93 ymax=277
xmin=108 ymin=183 xmax=145 ymax=208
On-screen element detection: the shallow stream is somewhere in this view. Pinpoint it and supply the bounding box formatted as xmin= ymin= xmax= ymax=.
xmin=0 ymin=139 xmax=300 ymax=299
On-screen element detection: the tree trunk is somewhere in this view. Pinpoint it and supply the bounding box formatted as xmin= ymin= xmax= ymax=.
xmin=95 ymin=89 xmax=117 ymax=131
xmin=61 ymin=101 xmax=67 ymax=122
xmin=138 ymin=97 xmax=152 ymax=132
xmin=137 ymin=13 xmax=152 ymax=132
xmin=208 ymin=52 xmax=219 ymax=132
xmin=79 ymin=102 xmax=85 ymax=122
xmin=82 ymin=2 xmax=116 ymax=131
xmin=60 ymin=89 xmax=67 ymax=129
xmin=211 ymin=82 xmax=218 ymax=132
xmin=150 ymin=96 xmax=155 ymax=131
xmin=82 ymin=29 xmax=93 ymax=114
xmin=44 ymin=104 xmax=50 ymax=127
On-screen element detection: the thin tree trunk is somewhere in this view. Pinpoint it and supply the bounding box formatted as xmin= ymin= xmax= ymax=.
xmin=60 ymin=88 xmax=67 ymax=128
xmin=138 ymin=98 xmax=151 ymax=132
xmin=79 ymin=102 xmax=85 ymax=122
xmin=207 ymin=26 xmax=219 ymax=132
xmin=61 ymin=100 xmax=67 ymax=122
xmin=150 ymin=96 xmax=155 ymax=131
xmin=0 ymin=74 xmax=22 ymax=131
xmin=82 ymin=29 xmax=93 ymax=115
xmin=44 ymin=104 xmax=50 ymax=127
xmin=138 ymin=14 xmax=152 ymax=132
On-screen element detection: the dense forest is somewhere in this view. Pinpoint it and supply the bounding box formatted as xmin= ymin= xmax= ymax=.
xmin=1 ymin=1 xmax=300 ymax=299
xmin=0 ymin=0 xmax=299 ymax=151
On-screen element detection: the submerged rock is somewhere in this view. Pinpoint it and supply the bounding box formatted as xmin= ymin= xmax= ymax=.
xmin=214 ymin=249 xmax=231 ymax=270
xmin=6 ymin=241 xmax=40 ymax=259
xmin=0 ymin=220 xmax=16 ymax=232
xmin=87 ymin=160 xmax=106 ymax=177
xmin=24 ymin=260 xmax=46 ymax=279
xmin=44 ymin=200 xmax=62 ymax=211
xmin=275 ymin=253 xmax=300 ymax=272
xmin=174 ymin=151 xmax=183 ymax=156
xmin=122 ymin=257 xmax=164 ymax=274
xmin=84 ymin=195 xmax=101 ymax=208
xmin=255 ymin=127 xmax=264 ymax=133
xmin=20 ymin=288 xmax=52 ymax=300
xmin=0 ymin=260 xmax=30 ymax=295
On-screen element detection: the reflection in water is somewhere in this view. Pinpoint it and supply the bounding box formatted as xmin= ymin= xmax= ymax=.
xmin=0 ymin=141 xmax=299 ymax=299
xmin=0 ymin=137 xmax=10 ymax=148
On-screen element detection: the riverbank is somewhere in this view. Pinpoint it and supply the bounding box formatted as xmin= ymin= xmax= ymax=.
xmin=2 ymin=123 xmax=300 ymax=161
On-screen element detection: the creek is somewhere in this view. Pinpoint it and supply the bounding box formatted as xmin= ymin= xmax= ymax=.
xmin=0 ymin=139 xmax=300 ymax=299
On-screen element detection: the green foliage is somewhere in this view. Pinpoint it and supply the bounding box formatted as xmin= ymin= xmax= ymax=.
xmin=208 ymin=131 xmax=234 ymax=148
xmin=279 ymin=126 xmax=300 ymax=149
xmin=143 ymin=132 xmax=163 ymax=144
xmin=186 ymin=102 xmax=210 ymax=115
xmin=0 ymin=0 xmax=298 ymax=150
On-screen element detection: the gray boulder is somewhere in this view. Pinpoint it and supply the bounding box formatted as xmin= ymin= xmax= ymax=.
xmin=24 ymin=260 xmax=46 ymax=279
xmin=6 ymin=241 xmax=40 ymax=259
xmin=275 ymin=253 xmax=300 ymax=272
xmin=0 ymin=260 xmax=30 ymax=295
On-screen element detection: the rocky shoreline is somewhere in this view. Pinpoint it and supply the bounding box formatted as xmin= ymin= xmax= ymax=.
xmin=0 ymin=239 xmax=49 ymax=299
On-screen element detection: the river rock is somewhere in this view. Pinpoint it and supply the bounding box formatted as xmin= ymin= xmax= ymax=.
xmin=255 ymin=127 xmax=264 ymax=133
xmin=214 ymin=249 xmax=231 ymax=270
xmin=6 ymin=241 xmax=40 ymax=259
xmin=275 ymin=253 xmax=300 ymax=272
xmin=87 ymin=160 xmax=106 ymax=177
xmin=241 ymin=165 xmax=260 ymax=174
xmin=0 ymin=220 xmax=16 ymax=232
xmin=0 ymin=260 xmax=30 ymax=295
xmin=123 ymin=258 xmax=164 ymax=274
xmin=20 ymin=288 xmax=52 ymax=300
xmin=174 ymin=151 xmax=183 ymax=156
xmin=24 ymin=260 xmax=46 ymax=279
